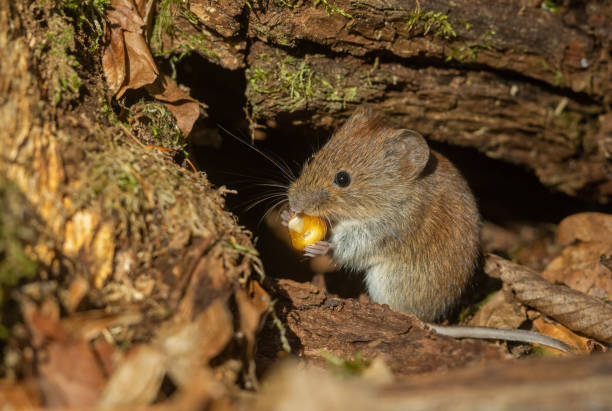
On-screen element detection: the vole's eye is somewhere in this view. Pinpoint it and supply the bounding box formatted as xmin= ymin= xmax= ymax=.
xmin=333 ymin=170 xmax=351 ymax=188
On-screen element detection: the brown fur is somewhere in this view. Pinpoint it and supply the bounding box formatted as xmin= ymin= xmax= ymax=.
xmin=288 ymin=106 xmax=481 ymax=321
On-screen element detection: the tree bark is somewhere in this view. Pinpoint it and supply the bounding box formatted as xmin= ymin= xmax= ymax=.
xmin=256 ymin=279 xmax=507 ymax=377
xmin=186 ymin=0 xmax=612 ymax=202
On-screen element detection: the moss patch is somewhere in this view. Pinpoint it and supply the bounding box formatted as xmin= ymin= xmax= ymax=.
xmin=151 ymin=0 xmax=219 ymax=73
xmin=446 ymin=29 xmax=496 ymax=62
xmin=58 ymin=0 xmax=109 ymax=53
xmin=130 ymin=100 xmax=186 ymax=152
xmin=246 ymin=51 xmax=360 ymax=115
xmin=0 ymin=177 xmax=38 ymax=338
xmin=321 ymin=351 xmax=370 ymax=376
xmin=35 ymin=12 xmax=83 ymax=106
xmin=275 ymin=0 xmax=353 ymax=18
xmin=406 ymin=9 xmax=456 ymax=39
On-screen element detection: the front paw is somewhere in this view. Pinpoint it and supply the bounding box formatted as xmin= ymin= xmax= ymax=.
xmin=280 ymin=209 xmax=293 ymax=227
xmin=304 ymin=241 xmax=331 ymax=258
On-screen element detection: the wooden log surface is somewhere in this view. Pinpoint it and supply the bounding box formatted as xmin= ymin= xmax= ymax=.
xmin=255 ymin=350 xmax=612 ymax=411
xmin=256 ymin=278 xmax=507 ymax=376
xmin=180 ymin=0 xmax=612 ymax=202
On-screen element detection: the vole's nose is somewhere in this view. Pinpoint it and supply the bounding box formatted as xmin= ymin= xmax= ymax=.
xmin=289 ymin=190 xmax=329 ymax=215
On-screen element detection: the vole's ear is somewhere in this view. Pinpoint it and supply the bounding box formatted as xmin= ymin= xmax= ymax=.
xmin=343 ymin=105 xmax=374 ymax=128
xmin=390 ymin=129 xmax=430 ymax=179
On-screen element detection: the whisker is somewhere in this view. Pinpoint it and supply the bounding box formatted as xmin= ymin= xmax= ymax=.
xmin=258 ymin=198 xmax=288 ymax=227
xmin=243 ymin=193 xmax=288 ymax=212
xmin=217 ymin=171 xmax=289 ymax=186
xmin=218 ymin=124 xmax=296 ymax=183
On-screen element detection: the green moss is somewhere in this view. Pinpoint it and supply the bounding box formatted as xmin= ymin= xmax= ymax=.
xmin=541 ymin=0 xmax=559 ymax=13
xmin=58 ymin=0 xmax=109 ymax=53
xmin=131 ymin=101 xmax=185 ymax=152
xmin=539 ymin=60 xmax=565 ymax=87
xmin=406 ymin=9 xmax=456 ymax=39
xmin=247 ymin=53 xmax=315 ymax=111
xmin=314 ymin=0 xmax=353 ymax=18
xmin=445 ymin=29 xmax=496 ymax=62
xmin=276 ymin=0 xmax=299 ymax=8
xmin=151 ymin=0 xmax=219 ymax=72
xmin=227 ymin=239 xmax=259 ymax=256
xmin=321 ymin=351 xmax=370 ymax=376
xmin=0 ymin=178 xmax=38 ymax=339
xmin=274 ymin=0 xmax=353 ymax=18
xmin=38 ymin=15 xmax=83 ymax=106
xmin=246 ymin=52 xmax=360 ymax=114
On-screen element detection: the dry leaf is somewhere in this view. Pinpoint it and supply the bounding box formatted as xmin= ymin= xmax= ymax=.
xmin=469 ymin=290 xmax=526 ymax=330
xmin=146 ymin=74 xmax=202 ymax=136
xmin=62 ymin=275 xmax=89 ymax=313
xmin=38 ymin=338 xmax=110 ymax=407
xmin=556 ymin=212 xmax=612 ymax=245
xmin=103 ymin=0 xmax=158 ymax=98
xmin=533 ymin=317 xmax=600 ymax=355
xmin=62 ymin=309 xmax=143 ymax=340
xmin=543 ymin=241 xmax=612 ymax=299
xmin=117 ymin=31 xmax=158 ymax=97
xmin=485 ymin=254 xmax=612 ymax=343
xmin=102 ymin=26 xmax=126 ymax=95
xmin=156 ymin=299 xmax=233 ymax=387
xmin=542 ymin=212 xmax=612 ymax=299
xmin=20 ymin=300 xmax=116 ymax=407
xmin=0 ymin=379 xmax=42 ymax=409
xmin=97 ymin=345 xmax=166 ymax=408
xmin=106 ymin=0 xmax=145 ymax=32
xmin=103 ymin=0 xmax=201 ymax=135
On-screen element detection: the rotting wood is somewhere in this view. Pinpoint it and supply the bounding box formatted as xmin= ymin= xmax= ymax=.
xmin=256 ymin=278 xmax=507 ymax=377
xmin=184 ymin=0 xmax=612 ymax=202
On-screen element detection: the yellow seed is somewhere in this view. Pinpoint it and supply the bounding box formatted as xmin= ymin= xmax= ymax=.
xmin=287 ymin=213 xmax=327 ymax=251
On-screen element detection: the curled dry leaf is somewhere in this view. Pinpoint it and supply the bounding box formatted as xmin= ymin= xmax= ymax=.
xmin=469 ymin=290 xmax=527 ymax=330
xmin=543 ymin=241 xmax=612 ymax=299
xmin=103 ymin=0 xmax=158 ymax=97
xmin=556 ymin=212 xmax=612 ymax=245
xmin=485 ymin=254 xmax=612 ymax=344
xmin=145 ymin=74 xmax=202 ymax=136
xmin=103 ymin=0 xmax=201 ymax=136
xmin=20 ymin=299 xmax=115 ymax=408
xmin=61 ymin=308 xmax=143 ymax=340
xmin=155 ymin=299 xmax=234 ymax=387
xmin=97 ymin=345 xmax=166 ymax=408
xmin=0 ymin=379 xmax=42 ymax=409
xmin=542 ymin=212 xmax=612 ymax=299
xmin=102 ymin=25 xmax=126 ymax=95
xmin=532 ymin=317 xmax=602 ymax=355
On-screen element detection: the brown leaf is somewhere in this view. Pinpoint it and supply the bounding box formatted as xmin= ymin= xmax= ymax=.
xmin=101 ymin=26 xmax=126 ymax=95
xmin=532 ymin=317 xmax=601 ymax=355
xmin=542 ymin=241 xmax=612 ymax=299
xmin=485 ymin=254 xmax=612 ymax=343
xmin=556 ymin=212 xmax=612 ymax=245
xmin=236 ymin=286 xmax=268 ymax=346
xmin=116 ymin=31 xmax=158 ymax=97
xmin=103 ymin=0 xmax=158 ymax=98
xmin=106 ymin=0 xmax=145 ymax=32
xmin=38 ymin=338 xmax=110 ymax=407
xmin=97 ymin=345 xmax=166 ymax=408
xmin=62 ymin=308 xmax=143 ymax=340
xmin=156 ymin=299 xmax=234 ymax=387
xmin=146 ymin=74 xmax=201 ymax=136
xmin=20 ymin=300 xmax=115 ymax=407
xmin=469 ymin=290 xmax=526 ymax=330
xmin=542 ymin=212 xmax=612 ymax=299
xmin=0 ymin=379 xmax=42 ymax=409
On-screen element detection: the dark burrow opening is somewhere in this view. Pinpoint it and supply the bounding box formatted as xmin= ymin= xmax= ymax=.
xmin=179 ymin=54 xmax=606 ymax=300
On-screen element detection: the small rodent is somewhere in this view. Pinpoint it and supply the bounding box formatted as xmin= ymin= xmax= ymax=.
xmin=284 ymin=106 xmax=571 ymax=353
